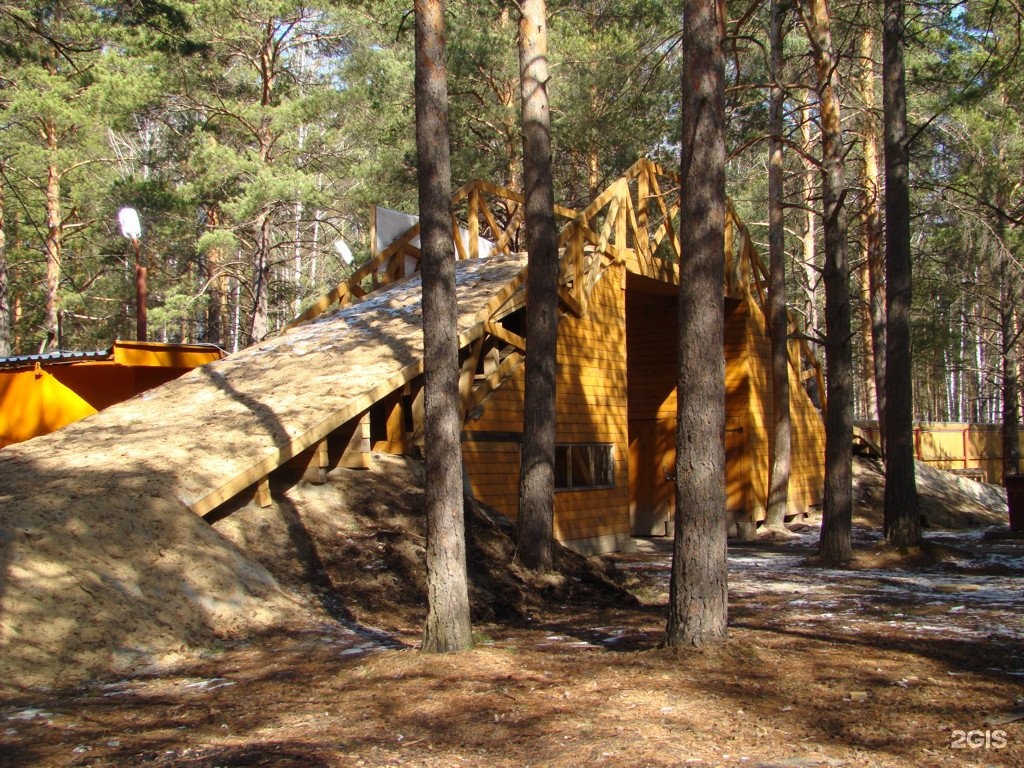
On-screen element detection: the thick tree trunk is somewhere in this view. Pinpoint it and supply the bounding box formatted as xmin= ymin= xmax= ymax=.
xmin=882 ymin=0 xmax=921 ymax=546
xmin=857 ymin=28 xmax=886 ymax=442
xmin=665 ymin=0 xmax=728 ymax=648
xmin=764 ymin=0 xmax=791 ymax=533
xmin=802 ymin=0 xmax=853 ymax=564
xmin=515 ymin=0 xmax=559 ymax=572
xmin=415 ymin=0 xmax=474 ymax=653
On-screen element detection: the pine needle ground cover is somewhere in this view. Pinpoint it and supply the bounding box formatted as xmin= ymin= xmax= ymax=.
xmin=1 ymin=455 xmax=1021 ymax=767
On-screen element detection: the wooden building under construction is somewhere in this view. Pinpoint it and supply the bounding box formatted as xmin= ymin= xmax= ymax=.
xmin=292 ymin=158 xmax=827 ymax=554
xmin=0 ymin=159 xmax=826 ymax=559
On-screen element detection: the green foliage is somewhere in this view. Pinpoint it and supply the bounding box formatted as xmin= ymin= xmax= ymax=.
xmin=0 ymin=0 xmax=1017 ymax=426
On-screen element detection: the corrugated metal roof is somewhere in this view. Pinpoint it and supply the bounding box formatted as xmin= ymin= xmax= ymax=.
xmin=0 ymin=348 xmax=114 ymax=369
xmin=0 ymin=342 xmax=227 ymax=371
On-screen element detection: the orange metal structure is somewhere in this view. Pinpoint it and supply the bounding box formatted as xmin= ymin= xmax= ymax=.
xmin=0 ymin=340 xmax=224 ymax=448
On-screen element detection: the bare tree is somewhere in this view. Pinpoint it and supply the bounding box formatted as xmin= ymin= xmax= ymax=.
xmin=415 ymin=0 xmax=474 ymax=653
xmin=665 ymin=0 xmax=728 ymax=648
xmin=881 ymin=0 xmax=921 ymax=546
xmin=515 ymin=0 xmax=559 ymax=572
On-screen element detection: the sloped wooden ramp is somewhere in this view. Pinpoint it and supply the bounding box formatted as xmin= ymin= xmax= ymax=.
xmin=0 ymin=254 xmax=529 ymax=518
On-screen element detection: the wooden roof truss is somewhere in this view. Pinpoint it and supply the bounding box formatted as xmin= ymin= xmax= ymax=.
xmin=290 ymin=157 xmax=825 ymax=413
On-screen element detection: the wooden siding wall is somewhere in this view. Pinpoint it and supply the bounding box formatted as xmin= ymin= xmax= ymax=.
xmin=855 ymin=420 xmax=1022 ymax=484
xmin=624 ymin=289 xmax=751 ymax=534
xmin=462 ymin=265 xmax=631 ymax=550
xmin=744 ymin=293 xmax=826 ymax=520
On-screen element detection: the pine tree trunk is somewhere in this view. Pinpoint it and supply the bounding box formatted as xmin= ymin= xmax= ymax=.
xmin=802 ymin=0 xmax=853 ymax=564
xmin=204 ymin=206 xmax=226 ymax=346
xmin=1000 ymin=269 xmax=1020 ymax=479
xmin=247 ymin=210 xmax=272 ymax=345
xmin=42 ymin=121 xmax=62 ymax=353
xmin=798 ymin=98 xmax=820 ymax=361
xmin=0 ymin=168 xmax=10 ymax=356
xmin=882 ymin=0 xmax=921 ymax=546
xmin=665 ymin=0 xmax=728 ymax=648
xmin=764 ymin=0 xmax=791 ymax=533
xmin=515 ymin=0 xmax=558 ymax=572
xmin=857 ymin=28 xmax=886 ymax=443
xmin=415 ymin=0 xmax=474 ymax=654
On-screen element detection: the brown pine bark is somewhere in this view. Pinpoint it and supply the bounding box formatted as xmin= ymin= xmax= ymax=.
xmin=415 ymin=0 xmax=474 ymax=653
xmin=1000 ymin=256 xmax=1020 ymax=479
xmin=857 ymin=28 xmax=886 ymax=443
xmin=800 ymin=0 xmax=853 ymax=564
xmin=764 ymin=0 xmax=791 ymax=534
xmin=0 ymin=165 xmax=10 ymax=356
xmin=515 ymin=0 xmax=559 ymax=572
xmin=882 ymin=0 xmax=921 ymax=546
xmin=665 ymin=0 xmax=728 ymax=648
xmin=247 ymin=210 xmax=272 ymax=345
xmin=42 ymin=120 xmax=62 ymax=353
xmin=204 ymin=207 xmax=228 ymax=346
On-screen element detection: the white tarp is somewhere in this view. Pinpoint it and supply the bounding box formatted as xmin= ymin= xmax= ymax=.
xmin=374 ymin=206 xmax=495 ymax=277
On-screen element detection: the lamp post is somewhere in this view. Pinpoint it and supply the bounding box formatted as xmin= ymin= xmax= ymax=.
xmin=118 ymin=208 xmax=146 ymax=342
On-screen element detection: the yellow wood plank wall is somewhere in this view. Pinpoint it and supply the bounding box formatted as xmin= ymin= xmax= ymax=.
xmin=743 ymin=293 xmax=826 ymax=520
xmin=624 ymin=291 xmax=751 ymax=521
xmin=462 ymin=265 xmax=631 ymax=546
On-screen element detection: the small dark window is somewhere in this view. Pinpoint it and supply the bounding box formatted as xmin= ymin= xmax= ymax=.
xmin=554 ymin=444 xmax=615 ymax=491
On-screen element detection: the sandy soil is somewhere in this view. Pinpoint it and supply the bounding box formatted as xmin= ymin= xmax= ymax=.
xmin=1 ymin=457 xmax=1021 ymax=768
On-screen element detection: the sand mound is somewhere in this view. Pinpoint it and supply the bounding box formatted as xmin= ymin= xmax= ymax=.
xmin=852 ymin=456 xmax=1008 ymax=529
xmin=0 ymin=443 xmax=308 ymax=692
xmin=214 ymin=453 xmax=635 ymax=633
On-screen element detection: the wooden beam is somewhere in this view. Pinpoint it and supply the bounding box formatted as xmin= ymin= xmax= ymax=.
xmin=468 ymin=188 xmax=480 ymax=259
xmin=256 ymin=476 xmax=272 ymax=508
xmin=340 ymin=412 xmax=371 ymax=469
xmin=302 ymin=439 xmax=329 ymax=484
xmin=465 ymin=351 xmax=525 ymax=414
xmin=459 ymin=338 xmax=486 ymax=420
xmin=484 ymin=320 xmax=527 ymax=353
xmin=491 ymin=205 xmax=525 ymax=255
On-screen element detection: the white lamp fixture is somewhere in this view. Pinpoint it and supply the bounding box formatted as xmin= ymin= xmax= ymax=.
xmin=118 ymin=207 xmax=142 ymax=240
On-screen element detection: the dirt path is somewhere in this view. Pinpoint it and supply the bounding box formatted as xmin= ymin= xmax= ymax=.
xmin=2 ymin=522 xmax=1022 ymax=768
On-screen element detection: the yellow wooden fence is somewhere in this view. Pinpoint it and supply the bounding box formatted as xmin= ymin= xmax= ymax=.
xmin=854 ymin=421 xmax=1023 ymax=484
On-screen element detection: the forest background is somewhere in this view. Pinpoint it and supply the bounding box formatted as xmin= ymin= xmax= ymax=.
xmin=0 ymin=0 xmax=1020 ymax=427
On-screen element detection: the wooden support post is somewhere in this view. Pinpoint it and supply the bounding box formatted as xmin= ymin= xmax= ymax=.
xmin=459 ymin=338 xmax=486 ymax=421
xmin=340 ymin=412 xmax=371 ymax=469
xmin=615 ymin=186 xmax=628 ymax=254
xmin=637 ymin=168 xmax=650 ymax=253
xmin=256 ymin=476 xmax=272 ymax=508
xmin=302 ymin=439 xmax=329 ymax=485
xmin=723 ymin=211 xmax=736 ymax=294
xmin=468 ymin=187 xmax=480 ymax=259
xmin=479 ymin=196 xmax=504 ymax=248
xmin=410 ymin=384 xmax=426 ymax=446
xmin=452 ymin=214 xmax=469 ymax=260
xmin=572 ymin=225 xmax=585 ymax=310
